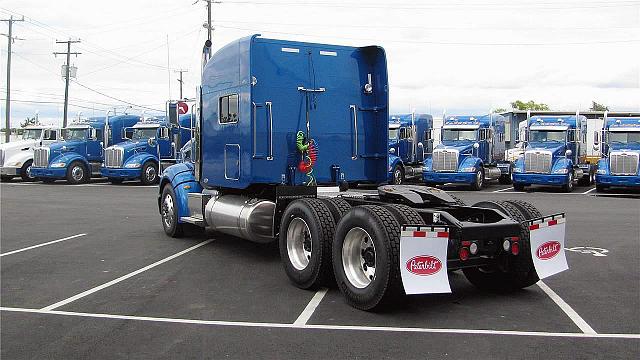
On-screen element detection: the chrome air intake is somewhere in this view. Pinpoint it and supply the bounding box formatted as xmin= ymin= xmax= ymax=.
xmin=204 ymin=195 xmax=276 ymax=243
xmin=524 ymin=150 xmax=552 ymax=174
xmin=432 ymin=149 xmax=458 ymax=172
xmin=610 ymin=152 xmax=639 ymax=175
xmin=104 ymin=147 xmax=124 ymax=168
xmin=33 ymin=147 xmax=49 ymax=168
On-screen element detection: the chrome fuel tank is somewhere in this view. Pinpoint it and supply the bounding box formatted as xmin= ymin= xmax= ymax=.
xmin=204 ymin=195 xmax=276 ymax=243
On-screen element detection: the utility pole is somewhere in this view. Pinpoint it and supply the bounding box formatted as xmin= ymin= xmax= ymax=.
xmin=54 ymin=39 xmax=81 ymax=128
xmin=2 ymin=15 xmax=24 ymax=143
xmin=175 ymin=69 xmax=188 ymax=99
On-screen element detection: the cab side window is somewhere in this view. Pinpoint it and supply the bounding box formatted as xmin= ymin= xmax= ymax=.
xmin=44 ymin=130 xmax=57 ymax=141
xmin=219 ymin=94 xmax=239 ymax=124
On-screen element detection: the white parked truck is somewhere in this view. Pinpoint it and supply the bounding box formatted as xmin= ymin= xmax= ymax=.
xmin=0 ymin=126 xmax=60 ymax=181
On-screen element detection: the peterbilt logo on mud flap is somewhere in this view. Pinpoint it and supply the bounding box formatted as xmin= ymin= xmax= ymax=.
xmin=536 ymin=241 xmax=561 ymax=260
xmin=406 ymin=255 xmax=442 ymax=276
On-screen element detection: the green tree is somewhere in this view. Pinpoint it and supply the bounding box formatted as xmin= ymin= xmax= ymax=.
xmin=20 ymin=116 xmax=39 ymax=128
xmin=589 ymin=101 xmax=609 ymax=111
xmin=493 ymin=108 xmax=507 ymax=113
xmin=510 ymin=100 xmax=550 ymax=111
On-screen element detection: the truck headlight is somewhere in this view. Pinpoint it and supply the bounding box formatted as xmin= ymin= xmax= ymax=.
xmin=512 ymin=167 xmax=523 ymax=173
xmin=553 ymin=168 xmax=569 ymax=174
xmin=125 ymin=163 xmax=141 ymax=168
xmin=460 ymin=167 xmax=476 ymax=173
xmin=596 ymin=169 xmax=607 ymax=174
xmin=7 ymin=161 xmax=22 ymax=167
xmin=51 ymin=162 xmax=66 ymax=168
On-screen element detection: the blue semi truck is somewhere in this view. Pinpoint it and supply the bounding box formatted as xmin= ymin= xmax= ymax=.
xmin=157 ymin=35 xmax=564 ymax=310
xmin=422 ymin=114 xmax=509 ymax=190
xmin=512 ymin=113 xmax=594 ymax=192
xmin=101 ymin=113 xmax=192 ymax=185
xmin=594 ymin=115 xmax=640 ymax=192
xmin=31 ymin=115 xmax=140 ymax=184
xmin=387 ymin=113 xmax=433 ymax=184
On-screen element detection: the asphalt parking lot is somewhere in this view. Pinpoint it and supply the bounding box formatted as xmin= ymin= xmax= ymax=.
xmin=1 ymin=180 xmax=639 ymax=359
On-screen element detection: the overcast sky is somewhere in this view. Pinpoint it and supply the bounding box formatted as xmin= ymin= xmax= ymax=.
xmin=1 ymin=0 xmax=639 ymax=127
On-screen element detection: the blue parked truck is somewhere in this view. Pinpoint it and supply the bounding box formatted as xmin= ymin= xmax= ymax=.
xmin=31 ymin=115 xmax=140 ymax=184
xmin=157 ymin=35 xmax=564 ymax=310
xmin=512 ymin=113 xmax=595 ymax=192
xmin=101 ymin=114 xmax=192 ymax=185
xmin=387 ymin=113 xmax=433 ymax=184
xmin=422 ymin=114 xmax=509 ymax=190
xmin=594 ymin=115 xmax=640 ymax=192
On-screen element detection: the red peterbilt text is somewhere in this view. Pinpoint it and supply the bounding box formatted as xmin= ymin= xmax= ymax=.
xmin=536 ymin=241 xmax=561 ymax=260
xmin=406 ymin=256 xmax=442 ymax=276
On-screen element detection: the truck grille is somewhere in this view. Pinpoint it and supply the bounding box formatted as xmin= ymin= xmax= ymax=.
xmin=104 ymin=147 xmax=124 ymax=168
xmin=524 ymin=151 xmax=552 ymax=174
xmin=33 ymin=148 xmax=49 ymax=168
xmin=432 ymin=149 xmax=458 ymax=172
xmin=609 ymin=152 xmax=639 ymax=175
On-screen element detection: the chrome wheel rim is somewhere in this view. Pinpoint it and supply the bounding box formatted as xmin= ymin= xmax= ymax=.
xmin=26 ymin=165 xmax=34 ymax=179
xmin=71 ymin=166 xmax=84 ymax=181
xmin=342 ymin=227 xmax=376 ymax=289
xmin=145 ymin=166 xmax=157 ymax=182
xmin=476 ymin=170 xmax=483 ymax=188
xmin=394 ymin=169 xmax=402 ymax=184
xmin=287 ymin=217 xmax=312 ymax=271
xmin=162 ymin=193 xmax=175 ymax=229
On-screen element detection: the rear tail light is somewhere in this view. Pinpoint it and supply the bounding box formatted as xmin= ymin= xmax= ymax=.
xmin=459 ymin=247 xmax=470 ymax=261
xmin=511 ymin=242 xmax=520 ymax=255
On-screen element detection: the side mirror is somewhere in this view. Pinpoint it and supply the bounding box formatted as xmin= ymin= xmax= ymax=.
xmin=473 ymin=143 xmax=480 ymax=149
xmin=148 ymin=138 xmax=157 ymax=147
xmin=389 ymin=148 xmax=396 ymax=154
xmin=593 ymin=144 xmax=599 ymax=151
xmin=160 ymin=127 xmax=170 ymax=139
xmin=565 ymin=149 xmax=573 ymax=157
xmin=89 ymin=128 xmax=98 ymax=140
xmin=417 ymin=142 xmax=424 ymax=148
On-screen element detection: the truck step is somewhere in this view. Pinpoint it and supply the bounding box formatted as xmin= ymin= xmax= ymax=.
xmin=180 ymin=216 xmax=206 ymax=226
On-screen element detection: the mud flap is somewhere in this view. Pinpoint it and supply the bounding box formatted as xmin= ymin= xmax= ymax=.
xmin=399 ymin=225 xmax=451 ymax=295
xmin=527 ymin=214 xmax=568 ymax=279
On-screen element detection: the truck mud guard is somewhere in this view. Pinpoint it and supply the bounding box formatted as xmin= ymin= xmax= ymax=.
xmin=525 ymin=213 xmax=568 ymax=279
xmin=400 ymin=225 xmax=452 ymax=295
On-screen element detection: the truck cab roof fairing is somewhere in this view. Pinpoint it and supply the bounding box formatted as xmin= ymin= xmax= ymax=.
xmin=199 ymin=35 xmax=389 ymax=189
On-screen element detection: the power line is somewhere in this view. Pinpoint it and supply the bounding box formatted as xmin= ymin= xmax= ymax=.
xmin=0 ymin=98 xmax=110 ymax=112
xmin=72 ymin=80 xmax=163 ymax=112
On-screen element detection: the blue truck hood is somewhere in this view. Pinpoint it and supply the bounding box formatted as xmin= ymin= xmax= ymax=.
xmin=526 ymin=142 xmax=566 ymax=156
xmin=437 ymin=142 xmax=474 ymax=154
xmin=48 ymin=140 xmax=86 ymax=160
xmin=118 ymin=139 xmax=151 ymax=153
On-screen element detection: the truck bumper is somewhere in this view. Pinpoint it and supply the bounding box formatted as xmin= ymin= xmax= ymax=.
xmin=595 ymin=174 xmax=640 ymax=188
xmin=30 ymin=167 xmax=66 ymax=179
xmin=512 ymin=172 xmax=568 ymax=186
xmin=101 ymin=167 xmax=142 ymax=179
xmin=0 ymin=166 xmax=19 ymax=176
xmin=423 ymin=171 xmax=475 ymax=184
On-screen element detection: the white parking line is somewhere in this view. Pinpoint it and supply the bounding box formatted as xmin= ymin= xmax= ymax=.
xmin=1 ymin=307 xmax=637 ymax=339
xmin=1 ymin=182 xmax=155 ymax=188
xmin=0 ymin=234 xmax=87 ymax=257
xmin=581 ymin=188 xmax=596 ymax=195
xmin=41 ymin=239 xmax=214 ymax=311
xmin=492 ymin=187 xmax=514 ymax=193
xmin=537 ymin=281 xmax=597 ymax=334
xmin=294 ymin=288 xmax=328 ymax=326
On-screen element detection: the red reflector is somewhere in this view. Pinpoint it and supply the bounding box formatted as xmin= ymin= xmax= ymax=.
xmin=459 ymin=247 xmax=470 ymax=261
xmin=529 ymin=224 xmax=540 ymax=230
xmin=511 ymin=236 xmax=520 ymax=242
xmin=511 ymin=242 xmax=520 ymax=255
xmin=437 ymin=232 xmax=449 ymax=238
xmin=548 ymin=220 xmax=557 ymax=226
xmin=461 ymin=241 xmax=472 ymax=246
xmin=413 ymin=231 xmax=427 ymax=237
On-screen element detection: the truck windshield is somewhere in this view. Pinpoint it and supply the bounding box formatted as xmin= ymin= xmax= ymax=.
xmin=388 ymin=128 xmax=398 ymax=140
xmin=131 ymin=128 xmax=158 ymax=140
xmin=609 ymin=131 xmax=640 ymax=144
xmin=529 ymin=130 xmax=565 ymax=142
xmin=442 ymin=129 xmax=477 ymax=141
xmin=62 ymin=128 xmax=88 ymax=141
xmin=21 ymin=129 xmax=42 ymax=140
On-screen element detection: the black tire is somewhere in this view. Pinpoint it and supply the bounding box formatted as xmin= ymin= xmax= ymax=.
xmin=20 ymin=160 xmax=36 ymax=181
xmin=504 ymin=199 xmax=542 ymax=219
xmin=279 ymin=199 xmax=336 ymax=289
xmin=0 ymin=175 xmax=13 ymax=182
xmin=470 ymin=168 xmax=484 ymax=191
xmin=463 ymin=200 xmax=539 ymax=291
xmin=160 ymin=184 xmax=185 ymax=238
xmin=333 ymin=205 xmax=402 ymax=310
xmin=321 ymin=197 xmax=352 ymax=224
xmin=499 ymin=174 xmax=512 ymax=185
xmin=109 ymin=178 xmax=124 ymax=184
xmin=391 ymin=164 xmax=404 ymax=185
xmin=382 ymin=204 xmax=425 ymax=226
xmin=513 ymin=183 xmax=525 ymax=191
xmin=141 ymin=161 xmax=159 ymax=185
xmin=595 ymin=184 xmax=607 ymax=193
xmin=561 ymin=172 xmax=574 ymax=193
xmin=41 ymin=178 xmax=56 ymax=184
xmin=66 ymin=161 xmax=88 ymax=184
